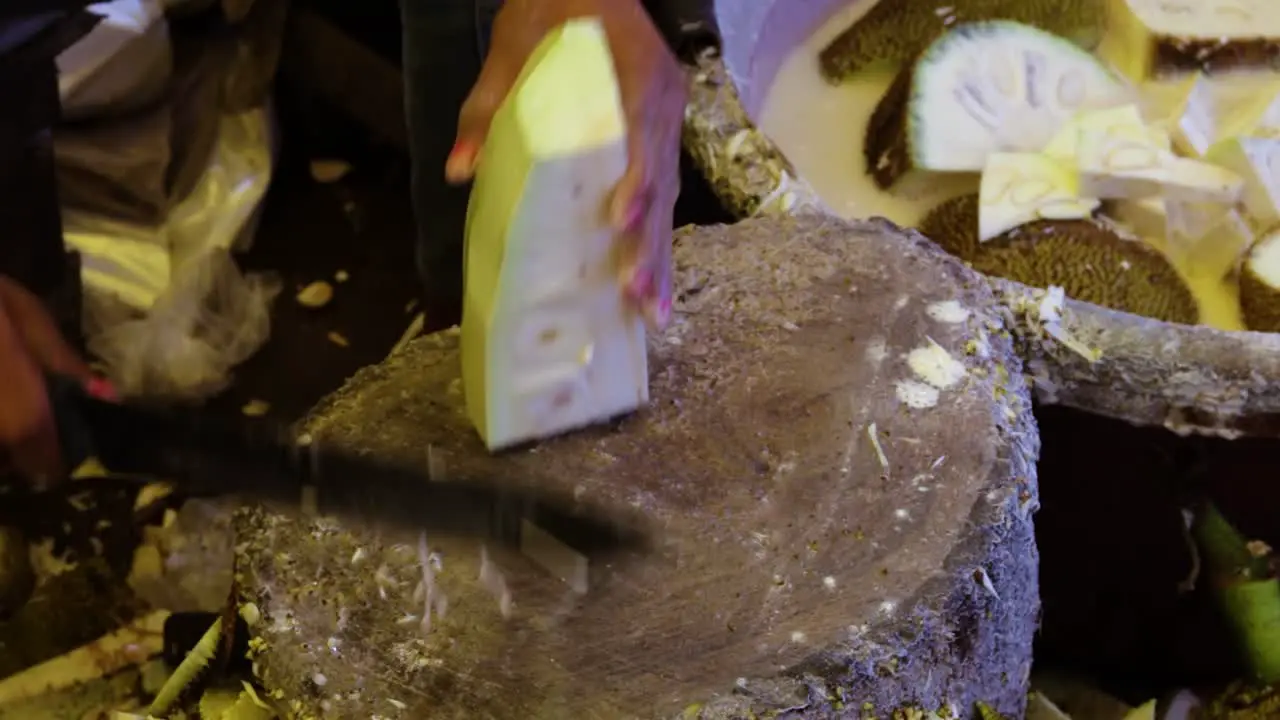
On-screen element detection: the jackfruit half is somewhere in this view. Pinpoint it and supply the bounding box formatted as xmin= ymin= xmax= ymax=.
xmin=920 ymin=194 xmax=1200 ymax=324
xmin=819 ymin=0 xmax=1104 ymax=83
xmin=863 ymin=21 xmax=1129 ymax=191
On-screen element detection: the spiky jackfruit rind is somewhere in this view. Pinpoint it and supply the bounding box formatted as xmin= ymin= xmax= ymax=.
xmin=919 ymin=194 xmax=1199 ymax=323
xmin=818 ymin=0 xmax=1104 ymax=82
xmin=1239 ymin=230 xmax=1280 ymax=333
xmin=1149 ymin=41 xmax=1280 ymax=76
xmin=920 ymin=194 xmax=986 ymax=259
xmin=864 ymin=67 xmax=915 ymax=190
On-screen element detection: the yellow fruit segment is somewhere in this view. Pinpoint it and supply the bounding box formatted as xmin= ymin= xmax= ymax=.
xmin=461 ymin=18 xmax=649 ymax=451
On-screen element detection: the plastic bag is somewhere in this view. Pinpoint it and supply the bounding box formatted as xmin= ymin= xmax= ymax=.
xmin=219 ymin=0 xmax=289 ymax=112
xmin=69 ymin=106 xmax=279 ymax=401
xmin=56 ymin=0 xmax=172 ymax=121
xmin=86 ymin=248 xmax=281 ymax=401
xmin=55 ymin=96 xmax=173 ymax=226
xmin=55 ymin=21 xmax=232 ymax=232
xmin=61 ymin=210 xmax=171 ymax=310
xmin=167 ymin=106 xmax=275 ymax=266
xmin=63 ymin=106 xmax=274 ymax=309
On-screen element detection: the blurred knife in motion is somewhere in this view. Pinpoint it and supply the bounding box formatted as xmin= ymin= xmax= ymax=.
xmin=16 ymin=375 xmax=650 ymax=559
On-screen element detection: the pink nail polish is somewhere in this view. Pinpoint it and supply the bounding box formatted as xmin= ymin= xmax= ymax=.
xmin=623 ymin=203 xmax=644 ymax=232
xmin=653 ymin=298 xmax=671 ymax=327
xmin=628 ymin=267 xmax=653 ymax=297
xmin=85 ymin=376 xmax=118 ymax=401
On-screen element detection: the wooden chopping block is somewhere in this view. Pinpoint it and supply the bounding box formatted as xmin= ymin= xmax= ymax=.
xmin=232 ymin=213 xmax=1041 ymax=719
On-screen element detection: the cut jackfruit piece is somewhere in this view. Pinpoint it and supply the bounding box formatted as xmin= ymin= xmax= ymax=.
xmin=460 ymin=17 xmax=649 ymax=452
xmin=1239 ymin=228 xmax=1280 ymax=332
xmin=1075 ymin=125 xmax=1245 ymax=203
xmin=1252 ymin=90 xmax=1280 ymax=138
xmin=864 ymin=20 xmax=1131 ymax=190
xmin=1140 ymin=201 xmax=1254 ymax=280
xmin=979 ymin=152 xmax=1100 ymax=241
xmin=1204 ymin=137 xmax=1280 ymax=229
xmin=1098 ymin=0 xmax=1280 ymax=82
xmin=1108 ymin=196 xmax=1168 ymax=238
xmin=919 ymin=194 xmax=1199 ymax=323
xmin=1109 ymin=196 xmax=1230 ymax=240
xmin=1042 ymin=104 xmax=1150 ymax=160
xmin=1168 ymin=73 xmax=1280 ymax=157
xmin=817 ymin=0 xmax=1105 ymax=82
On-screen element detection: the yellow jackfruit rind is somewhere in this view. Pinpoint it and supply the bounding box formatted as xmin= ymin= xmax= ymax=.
xmin=919 ymin=194 xmax=1199 ymax=324
xmin=1239 ymin=231 xmax=1280 ymax=333
xmin=818 ymin=0 xmax=1104 ymax=82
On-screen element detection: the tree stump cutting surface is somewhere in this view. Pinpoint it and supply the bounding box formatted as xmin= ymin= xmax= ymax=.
xmin=233 ymin=214 xmax=1041 ymax=719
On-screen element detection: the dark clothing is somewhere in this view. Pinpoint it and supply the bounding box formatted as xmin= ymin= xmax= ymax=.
xmin=643 ymin=0 xmax=721 ymax=62
xmin=399 ymin=0 xmax=718 ymax=331
xmin=0 ymin=12 xmax=93 ymax=346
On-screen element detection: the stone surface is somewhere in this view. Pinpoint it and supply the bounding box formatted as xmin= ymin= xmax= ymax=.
xmin=234 ymin=214 xmax=1040 ymax=719
xmin=685 ymin=0 xmax=1280 ymax=436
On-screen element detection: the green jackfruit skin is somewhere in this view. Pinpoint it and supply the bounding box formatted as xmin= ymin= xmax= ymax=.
xmin=1239 ymin=235 xmax=1280 ymax=333
xmin=819 ymin=0 xmax=1104 ymax=83
xmin=919 ymin=194 xmax=1199 ymax=324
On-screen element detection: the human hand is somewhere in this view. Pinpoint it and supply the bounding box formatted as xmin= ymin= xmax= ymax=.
xmin=448 ymin=0 xmax=687 ymax=331
xmin=0 ymin=276 xmax=103 ymax=486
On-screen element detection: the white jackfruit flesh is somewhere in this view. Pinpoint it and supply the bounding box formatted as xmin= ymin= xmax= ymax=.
xmin=1246 ymin=229 xmax=1280 ymax=290
xmin=1076 ymin=124 xmax=1245 ymax=203
xmin=460 ymin=18 xmax=649 ymax=451
xmin=1042 ymin=104 xmax=1151 ymax=160
xmin=979 ymin=153 xmax=1099 ymax=241
xmin=1151 ymin=202 xmax=1254 ymax=280
xmin=1205 ymin=137 xmax=1280 ymax=229
xmin=1169 ymin=73 xmax=1280 ymax=157
xmin=906 ymin=21 xmax=1131 ymax=173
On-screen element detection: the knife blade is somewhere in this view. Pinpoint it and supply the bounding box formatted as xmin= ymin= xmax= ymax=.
xmin=34 ymin=375 xmax=650 ymax=558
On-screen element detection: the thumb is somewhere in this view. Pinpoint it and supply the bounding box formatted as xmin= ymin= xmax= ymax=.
xmin=448 ymin=53 xmax=521 ymax=185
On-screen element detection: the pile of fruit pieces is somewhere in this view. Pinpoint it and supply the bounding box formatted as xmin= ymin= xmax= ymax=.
xmin=861 ymin=0 xmax=1280 ymax=331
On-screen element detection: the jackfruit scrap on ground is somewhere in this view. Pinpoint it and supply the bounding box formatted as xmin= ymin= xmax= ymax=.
xmin=0 ymin=602 xmax=278 ymax=718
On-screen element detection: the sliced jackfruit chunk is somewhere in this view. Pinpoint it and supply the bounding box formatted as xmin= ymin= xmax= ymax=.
xmin=1098 ymin=0 xmax=1280 ymax=83
xmin=1075 ymin=124 xmax=1245 ymax=203
xmin=1168 ymin=73 xmax=1280 ymax=157
xmin=1128 ymin=200 xmax=1255 ymax=280
xmin=979 ymin=152 xmax=1099 ymax=241
xmin=920 ymin=194 xmax=1199 ymax=323
xmin=1042 ymin=104 xmax=1154 ymax=160
xmin=864 ymin=20 xmax=1131 ymax=190
xmin=461 ymin=17 xmax=648 ymax=451
xmin=1205 ymin=137 xmax=1280 ymax=229
xmin=817 ymin=0 xmax=1105 ymax=82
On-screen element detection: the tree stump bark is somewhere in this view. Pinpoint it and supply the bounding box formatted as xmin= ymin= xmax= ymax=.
xmin=233 ymin=214 xmax=1040 ymax=719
